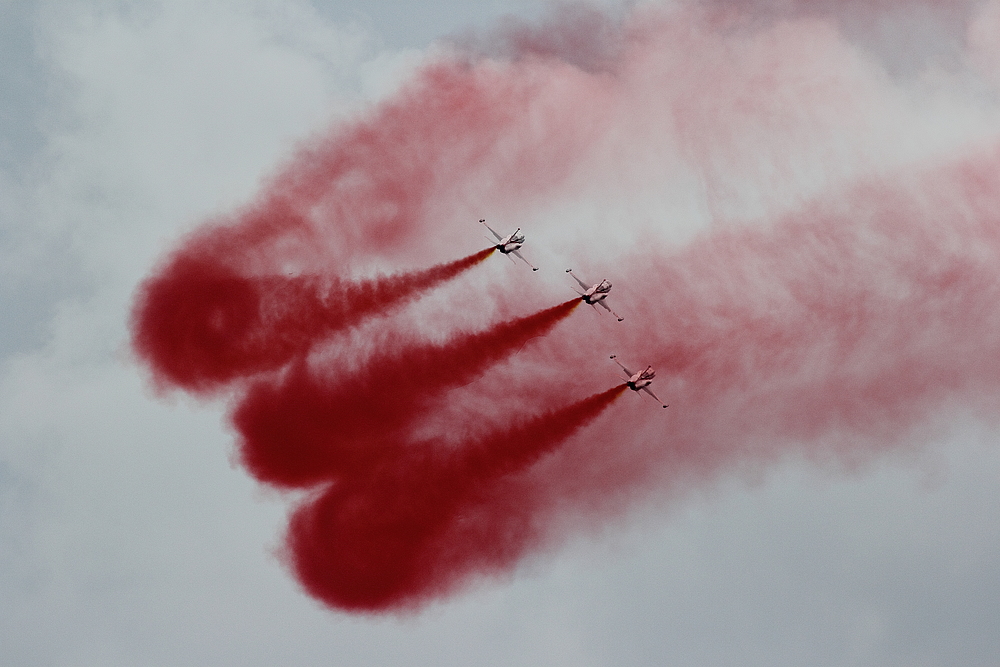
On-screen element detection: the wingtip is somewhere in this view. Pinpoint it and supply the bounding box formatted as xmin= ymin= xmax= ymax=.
xmin=662 ymin=405 xmax=669 ymax=409
xmin=565 ymin=268 xmax=572 ymax=273
xmin=532 ymin=267 xmax=539 ymax=271
xmin=617 ymin=317 xmax=624 ymax=322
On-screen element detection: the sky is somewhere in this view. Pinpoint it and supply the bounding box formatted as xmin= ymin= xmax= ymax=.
xmin=2 ymin=0 xmax=1000 ymax=665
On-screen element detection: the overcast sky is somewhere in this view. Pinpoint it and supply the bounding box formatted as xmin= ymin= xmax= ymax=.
xmin=2 ymin=1 xmax=1000 ymax=665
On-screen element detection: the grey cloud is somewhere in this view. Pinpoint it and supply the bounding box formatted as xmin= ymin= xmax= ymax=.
xmin=1 ymin=1 xmax=1000 ymax=666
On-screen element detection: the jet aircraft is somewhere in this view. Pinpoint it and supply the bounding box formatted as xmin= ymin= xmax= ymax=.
xmin=611 ymin=355 xmax=668 ymax=408
xmin=481 ymin=219 xmax=538 ymax=271
xmin=566 ymin=269 xmax=623 ymax=321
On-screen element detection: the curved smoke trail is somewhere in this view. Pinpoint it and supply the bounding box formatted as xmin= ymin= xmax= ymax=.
xmin=284 ymin=385 xmax=628 ymax=613
xmin=232 ymin=300 xmax=583 ymax=489
xmin=130 ymin=0 xmax=1000 ymax=613
xmin=131 ymin=247 xmax=495 ymax=393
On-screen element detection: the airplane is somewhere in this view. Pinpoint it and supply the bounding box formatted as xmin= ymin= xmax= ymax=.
xmin=481 ymin=219 xmax=538 ymax=271
xmin=566 ymin=269 xmax=624 ymax=321
xmin=611 ymin=355 xmax=668 ymax=408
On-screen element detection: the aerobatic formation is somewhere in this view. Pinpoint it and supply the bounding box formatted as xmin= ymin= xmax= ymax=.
xmin=133 ymin=207 xmax=662 ymax=612
xmin=131 ymin=1 xmax=1000 ymax=615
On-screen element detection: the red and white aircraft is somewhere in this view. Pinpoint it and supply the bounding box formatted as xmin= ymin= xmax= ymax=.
xmin=611 ymin=355 xmax=668 ymax=408
xmin=566 ymin=269 xmax=623 ymax=321
xmin=481 ymin=219 xmax=538 ymax=271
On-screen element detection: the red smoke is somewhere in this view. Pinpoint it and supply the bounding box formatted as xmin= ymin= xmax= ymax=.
xmin=129 ymin=3 xmax=624 ymax=610
xmin=233 ymin=299 xmax=582 ymax=489
xmin=131 ymin=0 xmax=1000 ymax=614
xmin=285 ymin=385 xmax=627 ymax=612
xmin=170 ymin=60 xmax=595 ymax=274
xmin=131 ymin=247 xmax=494 ymax=393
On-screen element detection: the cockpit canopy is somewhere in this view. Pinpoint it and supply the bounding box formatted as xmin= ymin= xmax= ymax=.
xmin=509 ymin=232 xmax=525 ymax=244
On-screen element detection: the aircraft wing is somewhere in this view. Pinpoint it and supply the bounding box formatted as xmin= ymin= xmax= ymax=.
xmin=642 ymin=385 xmax=668 ymax=408
xmin=480 ymin=220 xmax=504 ymax=242
xmin=597 ymin=299 xmax=624 ymax=320
xmin=567 ymin=270 xmax=591 ymax=290
xmin=511 ymin=249 xmax=538 ymax=271
xmin=610 ymin=355 xmax=634 ymax=377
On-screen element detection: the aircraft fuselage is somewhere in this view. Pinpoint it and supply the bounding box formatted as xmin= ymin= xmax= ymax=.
xmin=495 ymin=229 xmax=526 ymax=254
xmin=584 ymin=292 xmax=606 ymax=304
xmin=628 ymin=368 xmax=655 ymax=391
xmin=497 ymin=239 xmax=524 ymax=254
xmin=583 ymin=282 xmax=612 ymax=304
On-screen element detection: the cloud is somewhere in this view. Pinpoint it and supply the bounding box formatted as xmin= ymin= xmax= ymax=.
xmin=4 ymin=0 xmax=1000 ymax=664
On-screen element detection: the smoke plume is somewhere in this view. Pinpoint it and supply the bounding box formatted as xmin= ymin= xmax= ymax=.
xmin=130 ymin=0 xmax=1000 ymax=612
xmin=232 ymin=300 xmax=582 ymax=489
xmin=285 ymin=385 xmax=627 ymax=612
xmin=131 ymin=248 xmax=495 ymax=393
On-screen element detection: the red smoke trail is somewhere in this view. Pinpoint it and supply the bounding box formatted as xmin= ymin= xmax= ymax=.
xmin=284 ymin=385 xmax=627 ymax=613
xmin=131 ymin=1 xmax=623 ymax=613
xmin=131 ymin=0 xmax=1000 ymax=617
xmin=512 ymin=142 xmax=1000 ymax=534
xmin=233 ymin=299 xmax=581 ymax=489
xmin=179 ymin=59 xmax=595 ymax=273
xmin=130 ymin=247 xmax=494 ymax=393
